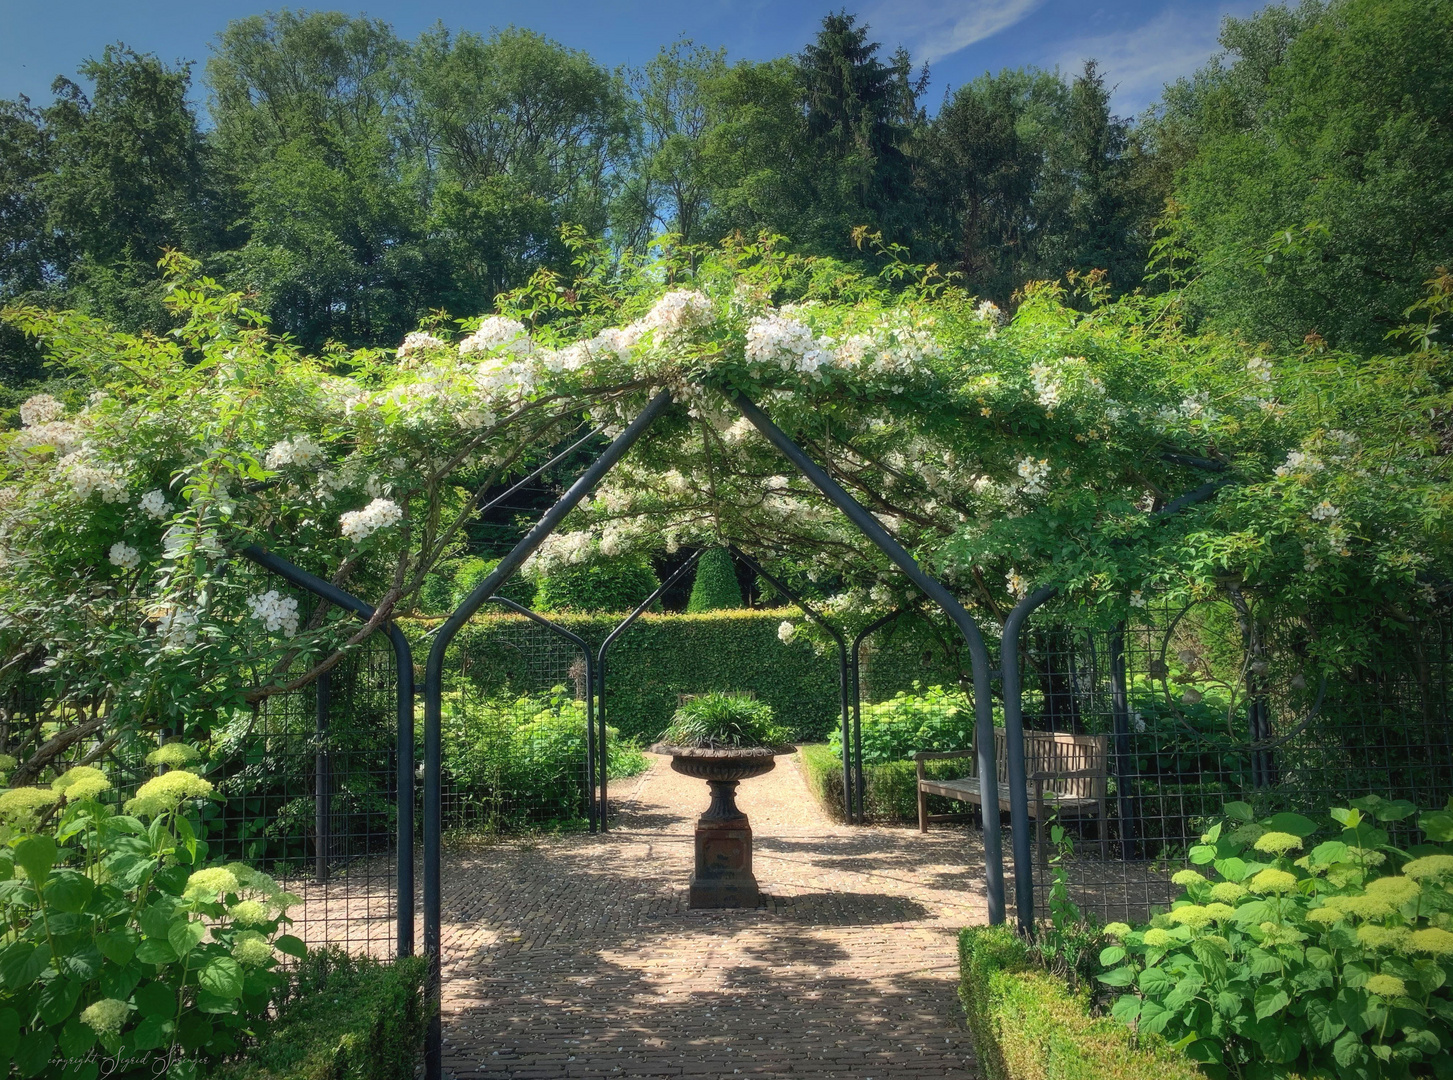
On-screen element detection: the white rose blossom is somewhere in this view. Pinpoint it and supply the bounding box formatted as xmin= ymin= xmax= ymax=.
xmin=19 ymin=394 xmax=66 ymax=427
xmin=777 ymin=620 xmax=797 ymax=644
xmin=265 ymin=434 xmax=324 ymax=470
xmin=246 ymin=590 xmax=299 ymax=636
xmin=340 ymin=498 xmax=403 ymax=543
xmin=108 ymin=542 xmax=139 ymax=570
xmin=459 ymin=316 xmax=529 ymax=357
xmin=138 ymin=489 xmax=170 ymax=520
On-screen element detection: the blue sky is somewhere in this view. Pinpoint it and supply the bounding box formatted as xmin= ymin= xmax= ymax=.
xmin=0 ymin=0 xmax=1262 ymax=117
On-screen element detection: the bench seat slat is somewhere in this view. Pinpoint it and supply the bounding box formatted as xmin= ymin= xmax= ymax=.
xmin=918 ymin=778 xmax=1099 ymax=812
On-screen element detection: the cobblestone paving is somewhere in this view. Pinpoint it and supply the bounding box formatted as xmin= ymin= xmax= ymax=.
xmin=436 ymin=751 xmax=988 ymax=1079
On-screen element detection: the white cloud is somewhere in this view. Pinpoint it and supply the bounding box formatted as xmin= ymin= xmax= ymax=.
xmin=867 ymin=0 xmax=1047 ymax=64
xmin=1051 ymin=3 xmax=1255 ymax=115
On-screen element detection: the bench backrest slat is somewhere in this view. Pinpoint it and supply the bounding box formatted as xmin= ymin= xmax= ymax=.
xmin=982 ymin=729 xmax=1108 ymax=800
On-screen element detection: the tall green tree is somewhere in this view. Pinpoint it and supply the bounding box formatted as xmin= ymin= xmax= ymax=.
xmin=1159 ymin=0 xmax=1453 ymax=353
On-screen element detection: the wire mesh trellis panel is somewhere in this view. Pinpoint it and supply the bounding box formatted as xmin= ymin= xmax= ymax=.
xmin=205 ymin=636 xmax=402 ymax=959
xmin=441 ymin=614 xmax=595 ymax=831
xmin=1005 ymin=604 xmax=1453 ymax=925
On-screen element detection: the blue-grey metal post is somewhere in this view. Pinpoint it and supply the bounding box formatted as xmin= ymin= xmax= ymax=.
xmin=1108 ymin=623 xmax=1138 ymax=857
xmin=315 ymin=670 xmax=331 ymax=883
xmin=421 ymin=390 xmax=674 ymax=1080
xmin=849 ymin=610 xmax=909 ymax=825
xmin=1001 ymin=585 xmax=1058 ymax=934
xmin=596 ymin=548 xmax=704 ymax=830
xmin=729 ymin=547 xmax=853 ymax=823
xmin=729 ymin=391 xmax=1008 ymax=925
xmin=240 ymin=545 xmax=415 ymax=957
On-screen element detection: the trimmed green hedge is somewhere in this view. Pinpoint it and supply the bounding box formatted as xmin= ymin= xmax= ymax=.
xmin=799 ymin=743 xmax=967 ymax=822
xmin=958 ymin=926 xmax=1204 ymax=1080
xmin=686 ymin=547 xmax=743 ymax=611
xmin=407 ymin=610 xmax=850 ymax=741
xmin=219 ymin=950 xmax=428 ymax=1080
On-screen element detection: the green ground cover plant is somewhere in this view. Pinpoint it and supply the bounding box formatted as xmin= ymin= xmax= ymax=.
xmin=826 ymin=683 xmax=972 ymax=764
xmin=0 ymin=756 xmax=302 ymax=1080
xmin=1098 ymin=796 xmax=1453 ymax=1079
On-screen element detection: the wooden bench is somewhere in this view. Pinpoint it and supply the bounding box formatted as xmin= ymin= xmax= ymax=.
xmin=915 ymin=730 xmax=1109 ymax=869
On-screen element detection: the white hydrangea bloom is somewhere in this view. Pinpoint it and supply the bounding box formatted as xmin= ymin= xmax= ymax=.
xmin=65 ymin=457 xmax=127 ymax=504
xmin=138 ymin=489 xmax=170 ymax=520
xmin=340 ymin=498 xmax=403 ymax=543
xmin=459 ymin=316 xmax=529 ymax=357
xmin=1016 ymin=457 xmax=1051 ymax=495
xmin=19 ymin=394 xmax=66 ymax=427
xmin=777 ymin=620 xmax=796 ymax=644
xmin=265 ymin=434 xmax=324 ymax=470
xmin=247 ymin=590 xmax=299 ymax=636
xmin=108 ymin=542 xmax=139 ymax=570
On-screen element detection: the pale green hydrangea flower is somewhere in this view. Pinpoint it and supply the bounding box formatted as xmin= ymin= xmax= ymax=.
xmin=1102 ymin=922 xmax=1132 ymax=938
xmin=1363 ymin=875 xmax=1420 ymax=907
xmin=1253 ymin=831 xmax=1303 ymax=856
xmin=1408 ymin=927 xmax=1453 ymax=956
xmin=146 ymin=743 xmax=201 ymax=768
xmin=125 ymin=769 xmax=215 ymax=816
xmin=228 ymin=900 xmax=270 ymax=926
xmin=1356 ymin=924 xmax=1409 ymax=951
xmin=52 ymin=765 xmax=112 ymax=801
xmin=1203 ymin=903 xmax=1237 ymax=923
xmin=0 ymin=786 xmax=60 ymax=826
xmin=1403 ymin=854 xmax=1453 ymax=882
xmin=80 ymin=998 xmax=130 ymax=1035
xmin=1249 ymin=868 xmax=1298 ymax=894
xmin=231 ymin=930 xmax=275 ymax=967
xmin=1167 ymin=905 xmax=1214 ymax=929
xmin=1143 ymin=928 xmax=1176 ymax=948
xmin=1211 ymin=881 xmax=1248 ymax=904
xmin=1365 ymin=974 xmax=1407 ymax=999
xmin=183 ymin=867 xmax=240 ymax=901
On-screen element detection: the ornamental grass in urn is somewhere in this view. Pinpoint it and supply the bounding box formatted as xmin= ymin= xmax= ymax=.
xmin=651 ymin=693 xmax=794 ymax=908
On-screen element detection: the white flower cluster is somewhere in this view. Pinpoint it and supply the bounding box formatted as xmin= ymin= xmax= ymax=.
xmin=340 ymin=498 xmax=403 ymax=543
xmin=108 ymin=542 xmax=139 ymax=570
xmin=247 ymin=590 xmax=299 ymax=636
xmin=157 ymin=607 xmax=199 ymax=649
xmin=777 ymin=620 xmax=797 ymax=644
xmin=746 ymin=313 xmax=834 ymax=377
xmin=523 ymin=530 xmax=595 ymax=576
xmin=1029 ymin=363 xmax=1062 ymax=411
xmin=1006 ymin=569 xmax=1029 ymax=600
xmin=65 ymin=458 xmax=127 ymax=503
xmin=138 ymin=489 xmax=170 ymax=520
xmin=1275 ymin=450 xmax=1323 ymax=479
xmin=19 ymin=394 xmax=65 ymax=427
xmin=459 ymin=316 xmax=530 ymax=357
xmin=1129 ymin=589 xmax=1148 ymax=609
xmin=640 ymin=290 xmax=715 ymax=336
xmin=265 ymin=434 xmax=324 ymax=470
xmin=397 ymin=331 xmax=446 ymax=361
xmin=976 ymin=300 xmax=1007 ymax=327
xmin=1016 ymin=456 xmax=1051 ymax=496
xmin=1310 ymin=500 xmax=1341 ymax=522
xmin=1247 ymin=356 xmax=1272 ymax=384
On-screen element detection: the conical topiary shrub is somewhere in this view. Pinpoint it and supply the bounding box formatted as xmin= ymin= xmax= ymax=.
xmin=686 ymin=547 xmax=743 ymax=612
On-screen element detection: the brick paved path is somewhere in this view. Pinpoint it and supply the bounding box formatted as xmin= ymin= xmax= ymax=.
xmin=436 ymin=750 xmax=987 ymax=1079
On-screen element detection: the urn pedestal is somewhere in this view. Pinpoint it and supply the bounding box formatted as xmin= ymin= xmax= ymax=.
xmin=651 ymin=744 xmax=791 ymax=909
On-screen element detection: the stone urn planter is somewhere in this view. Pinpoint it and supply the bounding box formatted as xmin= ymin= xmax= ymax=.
xmin=650 ymin=743 xmax=794 ymax=909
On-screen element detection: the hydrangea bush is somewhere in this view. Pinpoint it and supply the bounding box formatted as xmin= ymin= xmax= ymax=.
xmin=1097 ymin=796 xmax=1453 ymax=1079
xmin=0 ymin=758 xmax=302 ymax=1079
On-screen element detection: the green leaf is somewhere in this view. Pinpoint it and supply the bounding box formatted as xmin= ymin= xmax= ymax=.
xmin=1111 ymin=995 xmax=1142 ymax=1024
xmin=1186 ymin=1038 xmax=1224 ymax=1064
xmin=99 ymin=962 xmax=141 ymax=1000
xmin=1139 ymin=999 xmax=1173 ymax=1035
xmin=0 ymin=1007 xmax=19 ymax=1066
xmin=37 ymin=975 xmax=81 ymax=1026
xmin=1331 ymin=807 xmax=1359 ymax=828
xmin=97 ymin=930 xmax=139 ymax=966
xmin=198 ymin=957 xmax=244 ymax=1000
xmin=1098 ymin=965 xmax=1135 ymax=987
xmin=1308 ymin=840 xmax=1349 ymax=866
xmin=1260 ymin=1023 xmax=1302 ymax=1063
xmin=131 ymin=1014 xmax=172 ymax=1052
xmin=1189 ymin=844 xmax=1217 ymax=865
xmin=138 ymin=900 xmax=180 ymax=941
xmin=273 ymin=935 xmax=306 ymax=959
xmin=1403 ymin=1027 xmax=1441 ymax=1056
xmin=1098 ymin=946 xmax=1126 ymax=966
xmin=15 ymin=1031 xmax=54 ymax=1079
xmin=0 ymin=941 xmax=51 ymax=988
xmin=1223 ymin=802 xmax=1255 ymax=822
xmin=1213 ymin=856 xmax=1249 ymax=882
xmin=57 ymin=944 xmax=102 ymax=982
xmin=1303 ymin=995 xmax=1345 ymax=1046
xmin=135 ymin=980 xmax=177 ymax=1018
xmin=1254 ymin=983 xmax=1291 ymax=1021
xmin=44 ymin=870 xmax=94 ymax=914
xmin=1421 ymin=809 xmax=1453 ymax=842
xmin=1267 ymin=812 xmax=1319 ymax=837
xmin=135 ymin=939 xmax=178 ymax=966
xmin=167 ymin=919 xmax=206 ymax=957
xmin=194 ymin=989 xmax=238 ymax=1014
xmin=1214 ymin=990 xmax=1242 ymax=1018
xmin=59 ymin=1017 xmax=97 ymax=1058
xmin=1139 ymin=967 xmax=1173 ymax=994
xmin=178 ymin=1011 xmax=214 ymax=1052
xmin=14 ymin=835 xmax=57 ymax=885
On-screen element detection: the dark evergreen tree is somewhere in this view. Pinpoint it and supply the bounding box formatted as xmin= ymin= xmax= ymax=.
xmin=687 ymin=547 xmax=743 ymax=612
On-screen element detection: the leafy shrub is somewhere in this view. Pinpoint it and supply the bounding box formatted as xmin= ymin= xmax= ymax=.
xmin=798 ymin=743 xmax=962 ymax=823
xmin=657 ymin=692 xmax=789 ymax=749
xmin=959 ymin=924 xmax=1203 ymax=1080
xmin=685 ymin=548 xmax=742 ymax=612
xmin=0 ymin=761 xmax=302 ymax=1080
xmin=441 ymin=687 xmax=646 ymax=826
xmin=530 ymin=555 xmax=659 ymax=614
xmin=827 ymin=683 xmax=971 ymax=763
xmin=215 ymin=948 xmax=427 ymax=1080
xmin=1098 ymin=795 xmax=1453 ymax=1079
